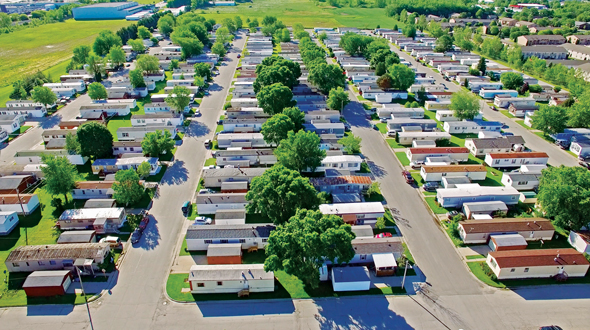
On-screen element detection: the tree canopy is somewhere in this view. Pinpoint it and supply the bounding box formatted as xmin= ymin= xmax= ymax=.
xmin=500 ymin=72 xmax=524 ymax=90
xmin=532 ymin=105 xmax=568 ymax=135
xmin=387 ymin=64 xmax=416 ymax=91
xmin=264 ymin=209 xmax=356 ymax=288
xmin=129 ymin=68 xmax=146 ymax=88
xmin=275 ymin=130 xmax=326 ymax=173
xmin=141 ymin=129 xmax=175 ymax=157
xmin=256 ymin=83 xmax=296 ymax=115
xmin=282 ymin=107 xmax=305 ymax=132
xmin=87 ymin=82 xmax=107 ymax=101
xmin=77 ymin=122 xmax=113 ymax=159
xmin=326 ymin=86 xmax=350 ymax=112
xmin=136 ymin=55 xmax=160 ymax=74
xmin=261 ymin=113 xmax=294 ymax=146
xmin=245 ymin=165 xmax=321 ymax=225
xmin=308 ymin=63 xmax=346 ymax=94
xmin=108 ymin=46 xmax=126 ymax=68
xmin=450 ymin=89 xmax=482 ymax=120
xmin=339 ymin=134 xmax=362 ymax=154
xmin=113 ymin=169 xmax=144 ymax=206
xmin=41 ymin=154 xmax=78 ymax=202
xmin=31 ymin=86 xmax=57 ymax=109
xmin=166 ymin=85 xmax=192 ymax=113
xmin=93 ymin=30 xmax=122 ymax=56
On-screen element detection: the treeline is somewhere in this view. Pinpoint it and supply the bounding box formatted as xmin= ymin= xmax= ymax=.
xmin=0 ymin=3 xmax=81 ymax=35
xmin=385 ymin=0 xmax=478 ymax=19
xmin=9 ymin=72 xmax=51 ymax=100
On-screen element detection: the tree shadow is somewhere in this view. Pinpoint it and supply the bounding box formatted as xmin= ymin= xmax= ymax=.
xmin=137 ymin=214 xmax=160 ymax=250
xmin=207 ymin=83 xmax=224 ymax=92
xmin=30 ymin=113 xmax=62 ymax=129
xmin=196 ymin=298 xmax=295 ymax=317
xmin=314 ymin=296 xmax=415 ymax=330
xmin=366 ymin=160 xmax=388 ymax=178
xmin=185 ymin=121 xmax=210 ymax=138
xmin=160 ymin=160 xmax=189 ymax=185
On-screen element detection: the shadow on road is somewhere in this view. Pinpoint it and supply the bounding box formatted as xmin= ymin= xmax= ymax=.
xmin=366 ymin=159 xmax=388 ymax=178
xmin=161 ymin=160 xmax=189 ymax=185
xmin=197 ymin=299 xmax=295 ymax=317
xmin=31 ymin=113 xmax=62 ymax=129
xmin=26 ymin=304 xmax=74 ymax=316
xmin=138 ymin=214 xmax=160 ymax=250
xmin=512 ymin=284 xmax=590 ymax=300
xmin=185 ymin=121 xmax=211 ymax=138
xmin=208 ymin=83 xmax=223 ymax=92
xmin=314 ymin=296 xmax=414 ymax=330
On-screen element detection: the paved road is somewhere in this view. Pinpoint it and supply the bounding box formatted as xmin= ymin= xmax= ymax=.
xmin=387 ymin=42 xmax=579 ymax=167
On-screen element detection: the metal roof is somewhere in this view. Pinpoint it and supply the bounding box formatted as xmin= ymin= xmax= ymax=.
xmin=332 ymin=266 xmax=370 ymax=283
xmin=6 ymin=243 xmax=109 ymax=263
xmin=186 ymin=224 xmax=275 ymax=240
xmin=22 ymin=270 xmax=71 ymax=288
xmin=189 ymin=264 xmax=273 ymax=281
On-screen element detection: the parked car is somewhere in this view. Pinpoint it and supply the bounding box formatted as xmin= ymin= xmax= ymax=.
xmin=198 ymin=189 xmax=216 ymax=194
xmin=446 ymin=210 xmax=463 ymax=220
xmin=181 ymin=201 xmax=191 ymax=215
xmin=374 ymin=232 xmax=393 ymax=238
xmin=131 ymin=228 xmax=142 ymax=244
xmin=402 ymin=170 xmax=414 ymax=184
xmin=194 ymin=109 xmax=201 ymax=116
xmin=237 ymin=54 xmax=241 ymax=58
xmin=580 ymin=161 xmax=590 ymax=169
xmin=99 ymin=236 xmax=121 ymax=248
xmin=138 ymin=211 xmax=149 ymax=231
xmin=372 ymin=124 xmax=379 ymax=131
xmin=204 ymin=139 xmax=211 ymax=148
xmin=539 ymin=327 xmax=563 ymax=330
xmin=380 ymin=118 xmax=387 ymax=123
xmin=423 ymin=182 xmax=440 ymax=192
xmin=410 ymin=161 xmax=424 ymax=169
xmin=193 ymin=216 xmax=212 ymax=225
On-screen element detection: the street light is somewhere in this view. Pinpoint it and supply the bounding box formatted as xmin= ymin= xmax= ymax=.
xmin=75 ymin=267 xmax=95 ymax=330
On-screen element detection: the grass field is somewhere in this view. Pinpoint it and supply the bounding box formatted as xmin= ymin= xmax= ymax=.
xmin=0 ymin=19 xmax=131 ymax=89
xmin=199 ymin=0 xmax=403 ymax=29
xmin=395 ymin=152 xmax=410 ymax=166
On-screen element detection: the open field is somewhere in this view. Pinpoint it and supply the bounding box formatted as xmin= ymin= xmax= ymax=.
xmin=0 ymin=19 xmax=132 ymax=90
xmin=199 ymin=0 xmax=402 ymax=29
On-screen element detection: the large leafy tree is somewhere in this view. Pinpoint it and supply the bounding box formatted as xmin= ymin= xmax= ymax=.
xmin=387 ymin=64 xmax=415 ymax=90
xmin=193 ymin=62 xmax=212 ymax=80
xmin=339 ymin=32 xmax=372 ymax=56
xmin=257 ymin=83 xmax=296 ymax=115
xmin=211 ymin=41 xmax=227 ymax=57
xmin=65 ymin=132 xmax=80 ymax=154
xmin=500 ymin=72 xmax=524 ymax=90
xmin=137 ymin=26 xmax=152 ymax=39
xmin=41 ymin=154 xmax=78 ymax=203
xmin=450 ymin=89 xmax=482 ymax=120
xmin=128 ymin=39 xmax=146 ymax=53
xmin=537 ymin=166 xmax=590 ymax=231
xmin=256 ymin=56 xmax=302 ymax=79
xmin=141 ymin=129 xmax=175 ymax=157
xmin=264 ymin=209 xmax=356 ymax=288
xmin=87 ymin=82 xmax=107 ymax=101
xmin=31 ymin=86 xmax=57 ymax=110
xmin=275 ymin=130 xmax=326 ymax=172
xmin=170 ymin=26 xmax=204 ymax=58
xmin=568 ymin=92 xmax=590 ymax=128
xmin=108 ymin=46 xmax=126 ymax=69
xmin=86 ymin=54 xmax=106 ymax=82
xmin=72 ymin=45 xmax=91 ymax=66
xmin=77 ymin=122 xmax=113 ymax=159
xmin=166 ymin=85 xmax=191 ymax=113
xmin=261 ymin=113 xmax=294 ymax=146
xmin=434 ymin=34 xmax=454 ymax=52
xmin=129 ymin=68 xmax=146 ymax=88
xmin=326 ymin=86 xmax=350 ymax=112
xmin=245 ymin=165 xmax=321 ymax=225
xmin=308 ymin=63 xmax=346 ymax=94
xmin=93 ymin=30 xmax=122 ymax=56
xmin=339 ymin=133 xmax=362 ymax=154
xmin=532 ymin=105 xmax=567 ymax=136
xmin=157 ymin=13 xmax=175 ymax=36
xmin=136 ymin=55 xmax=160 ymax=73
xmin=113 ymin=169 xmax=144 ymax=206
xmin=282 ymin=107 xmax=305 ymax=132
xmin=254 ymin=65 xmax=298 ymax=93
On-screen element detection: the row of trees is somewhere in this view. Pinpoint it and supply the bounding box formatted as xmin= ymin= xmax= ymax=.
xmin=0 ymin=3 xmax=79 ymax=35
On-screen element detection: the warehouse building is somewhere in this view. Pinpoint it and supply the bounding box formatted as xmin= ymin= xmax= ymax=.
xmin=73 ymin=2 xmax=144 ymax=20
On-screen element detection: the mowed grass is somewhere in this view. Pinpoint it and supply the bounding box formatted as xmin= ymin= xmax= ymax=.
xmin=199 ymin=0 xmax=403 ymax=29
xmin=0 ymin=19 xmax=132 ymax=89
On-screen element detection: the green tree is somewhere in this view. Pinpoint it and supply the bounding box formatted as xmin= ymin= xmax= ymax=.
xmin=338 ymin=133 xmax=362 ymax=154
xmin=65 ymin=132 xmax=80 ymax=154
xmin=261 ymin=113 xmax=294 ymax=145
xmin=194 ymin=76 xmax=205 ymax=88
xmin=0 ymin=13 xmax=11 ymax=29
xmin=537 ymin=166 xmax=590 ymax=231
xmin=40 ymin=154 xmax=78 ymax=203
xmin=257 ymin=83 xmax=296 ymax=115
xmin=77 ymin=122 xmax=113 ymax=159
xmin=434 ymin=34 xmax=454 ymax=52
xmin=166 ymin=86 xmax=192 ymax=113
xmin=275 ymin=130 xmax=326 ymax=172
xmin=136 ymin=161 xmax=151 ymax=179
xmin=86 ymin=54 xmax=106 ymax=82
xmin=215 ymin=26 xmax=232 ymax=45
xmin=282 ymin=107 xmax=305 ymax=132
xmin=141 ymin=129 xmax=175 ymax=157
xmin=129 ymin=68 xmax=146 ymax=88
xmin=403 ymin=24 xmax=417 ymax=38
xmin=477 ymin=57 xmax=486 ymax=75
xmin=169 ymin=59 xmax=180 ymax=70
xmin=388 ymin=64 xmax=415 ymax=90
xmin=254 ymin=64 xmax=299 ymax=93
xmin=93 ymin=30 xmax=122 ymax=56
xmin=500 ymin=72 xmax=524 ymax=90
xmin=469 ymin=68 xmax=481 ymax=76
xmin=211 ymin=41 xmax=227 ymax=57
xmin=568 ymin=92 xmax=590 ymax=128
xmin=136 ymin=55 xmax=160 ymax=73
xmin=280 ymin=28 xmax=291 ymax=42
xmin=262 ymin=15 xmax=277 ymax=26
xmin=450 ymin=89 xmax=482 ymax=120
xmin=308 ymin=63 xmax=346 ymax=94
xmin=128 ymin=39 xmax=145 ymax=53
xmin=480 ymin=36 xmax=504 ymax=59
xmin=318 ymin=31 xmax=327 ymax=42
xmin=234 ymin=15 xmax=243 ymax=29
xmin=137 ymin=26 xmax=152 ymax=39
xmin=108 ymin=46 xmax=126 ymax=69
xmin=245 ymin=165 xmax=321 ymax=224
xmin=193 ymin=62 xmax=212 ymax=80
xmin=326 ymin=86 xmax=350 ymax=112
xmin=87 ymin=82 xmax=107 ymax=101
xmin=157 ymin=14 xmax=175 ymax=36
xmin=113 ymin=169 xmax=144 ymax=206
xmin=532 ymin=105 xmax=568 ymax=135
xmin=264 ymin=209 xmax=355 ymax=288
xmin=72 ymin=45 xmax=91 ymax=66
xmin=31 ymin=86 xmax=57 ymax=110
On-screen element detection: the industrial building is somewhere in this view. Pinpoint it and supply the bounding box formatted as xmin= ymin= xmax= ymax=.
xmin=73 ymin=2 xmax=145 ymax=20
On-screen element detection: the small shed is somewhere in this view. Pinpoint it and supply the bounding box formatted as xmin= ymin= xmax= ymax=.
xmin=84 ymin=199 xmax=117 ymax=209
xmin=351 ymin=225 xmax=374 ymax=239
xmin=214 ymin=209 xmax=246 ymax=225
xmin=489 ymin=234 xmax=528 ymax=251
xmin=373 ymin=253 xmax=397 ymax=276
xmin=57 ymin=230 xmax=97 ymax=244
xmin=22 ymin=270 xmax=72 ymax=297
xmin=220 ymin=181 xmax=248 ymax=193
xmin=568 ymin=231 xmax=590 ymax=254
xmin=0 ymin=211 xmax=19 ymax=235
xmin=207 ymin=243 xmax=242 ymax=264
xmin=463 ymin=201 xmax=508 ymax=219
xmin=331 ymin=266 xmax=371 ymax=292
xmin=442 ymin=176 xmax=472 ymax=189
xmin=332 ymin=193 xmax=362 ymax=203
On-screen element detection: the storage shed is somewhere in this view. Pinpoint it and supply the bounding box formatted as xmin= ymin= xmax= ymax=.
xmin=373 ymin=253 xmax=397 ymax=276
xmin=0 ymin=211 xmax=19 ymax=236
xmin=489 ymin=234 xmax=528 ymax=251
xmin=57 ymin=230 xmax=97 ymax=244
xmin=207 ymin=243 xmax=242 ymax=264
xmin=331 ymin=266 xmax=371 ymax=292
xmin=214 ymin=209 xmax=246 ymax=225
xmin=22 ymin=270 xmax=72 ymax=297
xmin=462 ymin=201 xmax=508 ymax=219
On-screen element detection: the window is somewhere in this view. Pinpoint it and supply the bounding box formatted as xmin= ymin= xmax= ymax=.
xmin=50 ymin=260 xmax=56 ymax=265
xmin=11 ymin=263 xmax=19 ymax=267
xmin=510 ymin=268 xmax=515 ymax=272
xmin=524 ymin=268 xmax=529 ymax=273
xmin=197 ymin=283 xmax=205 ymax=287
xmin=204 ymin=240 xmax=212 ymax=244
xmin=262 ymin=238 xmax=268 ymax=243
xmin=220 ymin=239 xmax=228 ymax=243
xmin=122 ymin=133 xmax=129 ymax=137
xmin=38 ymin=261 xmax=45 ymax=266
xmin=217 ymin=281 xmax=223 ymax=286
xmin=239 ymin=239 xmax=245 ymax=243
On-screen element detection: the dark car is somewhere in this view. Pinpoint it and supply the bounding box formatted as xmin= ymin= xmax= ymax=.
xmin=539 ymin=327 xmax=563 ymax=330
xmin=423 ymin=182 xmax=440 ymax=191
xmin=131 ymin=228 xmax=142 ymax=244
xmin=402 ymin=170 xmax=414 ymax=184
xmin=372 ymin=124 xmax=379 ymax=131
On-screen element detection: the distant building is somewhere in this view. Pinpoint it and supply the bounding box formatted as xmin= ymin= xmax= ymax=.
xmin=517 ymin=35 xmax=566 ymax=46
xmin=73 ymin=2 xmax=144 ymax=20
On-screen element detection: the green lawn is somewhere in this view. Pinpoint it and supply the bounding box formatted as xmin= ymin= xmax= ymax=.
xmin=466 ymin=254 xmax=486 ymax=260
xmin=395 ymin=152 xmax=410 ymax=166
xmin=515 ymin=120 xmax=533 ymax=130
xmin=107 ymin=104 xmax=146 ymax=142
xmin=449 ymin=133 xmax=478 ymax=147
xmin=425 ymin=197 xmax=453 ymax=215
xmin=375 ymin=122 xmax=387 ymax=134
xmin=145 ymin=164 xmax=167 ymax=182
xmin=480 ymin=167 xmax=504 ymax=187
xmin=386 ymin=138 xmax=405 ymax=149
xmin=534 ymin=132 xmax=555 ymax=143
xmin=0 ymin=19 xmax=132 ymax=90
xmin=409 ymin=170 xmax=423 ymax=187
xmin=204 ymin=158 xmax=216 ymax=166
xmin=499 ymin=110 xmax=516 ymax=118
xmin=467 ymin=262 xmax=505 ymax=288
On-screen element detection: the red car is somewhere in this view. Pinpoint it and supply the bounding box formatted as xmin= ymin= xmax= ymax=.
xmin=374 ymin=232 xmax=393 ymax=238
xmin=402 ymin=170 xmax=414 ymax=184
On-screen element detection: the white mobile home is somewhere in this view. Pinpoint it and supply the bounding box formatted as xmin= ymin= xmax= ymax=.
xmin=216 ymin=133 xmax=270 ymax=149
xmin=443 ymin=120 xmax=503 ymax=134
xmin=487 ymin=249 xmax=589 ymax=280
xmin=458 ymin=218 xmax=555 ymax=244
xmin=185 ymin=224 xmax=275 ymax=251
xmin=406 ymin=147 xmax=469 ymax=163
xmin=195 ymin=193 xmax=249 ymax=215
xmin=319 ymin=202 xmax=385 ymax=225
xmin=315 ymin=155 xmax=362 ymax=172
xmin=484 ymin=152 xmax=549 ymax=169
xmin=436 ymin=184 xmax=521 ymax=208
xmin=397 ymin=132 xmax=452 ymax=146
xmin=420 ymin=165 xmax=487 ymax=182
xmin=188 ymin=264 xmax=274 ymax=294
xmin=501 ymin=172 xmax=541 ymax=190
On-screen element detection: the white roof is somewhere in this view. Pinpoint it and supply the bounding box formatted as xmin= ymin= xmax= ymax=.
xmin=472 ymin=214 xmax=493 ymax=220
xmin=319 ymin=202 xmax=385 ymax=215
xmin=0 ymin=211 xmax=17 ymax=224
xmin=188 ymin=264 xmax=273 ymax=281
xmin=373 ymin=253 xmax=397 ymax=269
xmin=322 ymin=155 xmax=362 ymax=163
xmin=59 ymin=208 xmax=124 ymax=220
xmin=491 ymin=234 xmax=528 ymax=247
xmin=438 ymin=185 xmax=520 ymax=199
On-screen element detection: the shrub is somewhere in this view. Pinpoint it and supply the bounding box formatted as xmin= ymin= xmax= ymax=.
xmin=183 ymin=119 xmax=191 ymax=126
xmin=480 ymin=262 xmax=498 ymax=281
xmin=436 ymin=138 xmax=451 ymax=147
xmin=375 ymin=217 xmax=386 ymax=229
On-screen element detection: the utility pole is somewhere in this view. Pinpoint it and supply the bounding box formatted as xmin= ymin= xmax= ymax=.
xmin=401 ymin=260 xmax=409 ymax=289
xmin=16 ymin=188 xmax=26 ymax=216
xmin=76 ymin=267 xmax=95 ymax=330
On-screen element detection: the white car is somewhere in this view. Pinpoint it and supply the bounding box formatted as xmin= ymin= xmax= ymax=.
xmin=99 ymin=236 xmax=121 ymax=248
xmin=193 ymin=217 xmax=212 ymax=225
